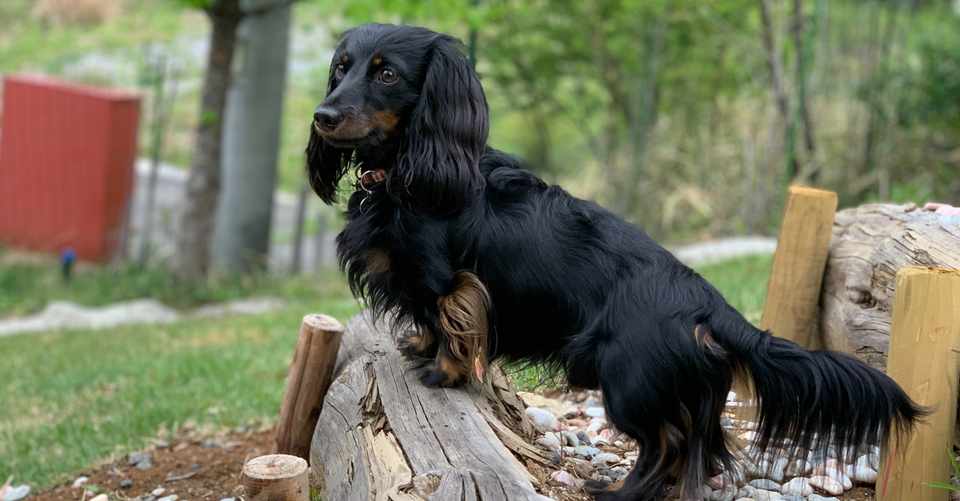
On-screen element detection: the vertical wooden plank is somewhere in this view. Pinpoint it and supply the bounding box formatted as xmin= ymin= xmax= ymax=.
xmin=760 ymin=185 xmax=838 ymax=348
xmin=734 ymin=186 xmax=837 ymax=424
xmin=879 ymin=267 xmax=960 ymax=501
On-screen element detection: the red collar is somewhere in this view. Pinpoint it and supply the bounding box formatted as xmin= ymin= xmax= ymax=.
xmin=357 ymin=168 xmax=386 ymax=192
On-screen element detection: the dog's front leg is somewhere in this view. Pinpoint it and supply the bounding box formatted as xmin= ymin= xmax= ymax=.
xmin=418 ymin=271 xmax=491 ymax=388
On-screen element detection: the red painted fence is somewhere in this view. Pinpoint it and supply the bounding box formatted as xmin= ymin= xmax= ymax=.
xmin=0 ymin=74 xmax=141 ymax=262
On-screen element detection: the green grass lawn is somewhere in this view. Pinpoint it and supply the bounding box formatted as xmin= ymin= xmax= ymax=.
xmin=0 ymin=253 xmax=771 ymax=489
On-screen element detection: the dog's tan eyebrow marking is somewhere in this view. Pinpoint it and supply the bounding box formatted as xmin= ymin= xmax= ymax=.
xmin=339 ymin=54 xmax=349 ymax=63
xmin=371 ymin=54 xmax=383 ymax=66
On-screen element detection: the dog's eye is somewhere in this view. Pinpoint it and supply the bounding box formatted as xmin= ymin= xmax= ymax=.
xmin=334 ymin=63 xmax=346 ymax=80
xmin=378 ymin=67 xmax=399 ymax=85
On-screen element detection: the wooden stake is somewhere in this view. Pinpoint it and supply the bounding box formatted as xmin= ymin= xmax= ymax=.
xmin=241 ymin=454 xmax=309 ymax=501
xmin=878 ymin=267 xmax=960 ymax=501
xmin=760 ymin=185 xmax=838 ymax=348
xmin=275 ymin=314 xmax=344 ymax=459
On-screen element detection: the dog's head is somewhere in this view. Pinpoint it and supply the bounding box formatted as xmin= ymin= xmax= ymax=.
xmin=306 ymin=24 xmax=489 ymax=212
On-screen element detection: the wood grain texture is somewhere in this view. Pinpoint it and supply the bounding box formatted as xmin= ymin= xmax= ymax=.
xmin=310 ymin=312 xmax=551 ymax=501
xmin=820 ymin=203 xmax=960 ymax=368
xmin=761 ymin=185 xmax=838 ymax=349
xmin=275 ymin=314 xmax=344 ymax=459
xmin=241 ymin=454 xmax=309 ymax=501
xmin=878 ymin=267 xmax=960 ymax=501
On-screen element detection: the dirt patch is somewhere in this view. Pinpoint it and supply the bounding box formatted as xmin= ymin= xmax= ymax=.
xmin=34 ymin=428 xmax=275 ymax=501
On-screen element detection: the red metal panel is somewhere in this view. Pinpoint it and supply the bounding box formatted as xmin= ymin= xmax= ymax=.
xmin=0 ymin=74 xmax=141 ymax=262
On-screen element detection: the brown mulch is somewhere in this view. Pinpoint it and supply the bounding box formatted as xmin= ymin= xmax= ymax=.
xmin=33 ymin=428 xmax=275 ymax=501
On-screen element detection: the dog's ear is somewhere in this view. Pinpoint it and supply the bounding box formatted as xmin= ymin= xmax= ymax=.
xmin=306 ymin=63 xmax=352 ymax=205
xmin=305 ymin=123 xmax=351 ymax=204
xmin=390 ymin=35 xmax=489 ymax=213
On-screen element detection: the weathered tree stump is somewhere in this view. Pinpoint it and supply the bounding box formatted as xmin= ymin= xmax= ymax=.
xmin=310 ymin=312 xmax=553 ymax=501
xmin=820 ymin=203 xmax=960 ymax=369
xmin=241 ymin=454 xmax=310 ymax=501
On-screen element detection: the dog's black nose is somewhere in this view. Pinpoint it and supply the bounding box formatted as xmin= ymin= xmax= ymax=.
xmin=314 ymin=106 xmax=343 ymax=132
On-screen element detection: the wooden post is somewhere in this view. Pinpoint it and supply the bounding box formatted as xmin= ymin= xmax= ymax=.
xmin=734 ymin=186 xmax=837 ymax=424
xmin=241 ymin=454 xmax=309 ymax=501
xmin=878 ymin=267 xmax=960 ymax=501
xmin=760 ymin=185 xmax=838 ymax=348
xmin=275 ymin=314 xmax=344 ymax=459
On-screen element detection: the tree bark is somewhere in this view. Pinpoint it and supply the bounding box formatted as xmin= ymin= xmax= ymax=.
xmin=173 ymin=0 xmax=243 ymax=279
xmin=819 ymin=203 xmax=960 ymax=369
xmin=792 ymin=0 xmax=818 ymax=183
xmin=758 ymin=0 xmax=799 ymax=181
xmin=212 ymin=0 xmax=292 ymax=274
xmin=310 ymin=312 xmax=553 ymax=501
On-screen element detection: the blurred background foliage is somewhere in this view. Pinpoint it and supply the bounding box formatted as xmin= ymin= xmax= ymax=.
xmin=1 ymin=0 xmax=958 ymax=243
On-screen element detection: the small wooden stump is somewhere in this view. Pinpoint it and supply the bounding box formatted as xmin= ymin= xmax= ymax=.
xmin=878 ymin=267 xmax=960 ymax=501
xmin=274 ymin=314 xmax=344 ymax=459
xmin=761 ymin=185 xmax=838 ymax=348
xmin=241 ymin=454 xmax=309 ymax=501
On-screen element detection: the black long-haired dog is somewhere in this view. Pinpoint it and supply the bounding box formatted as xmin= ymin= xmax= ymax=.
xmin=306 ymin=23 xmax=923 ymax=500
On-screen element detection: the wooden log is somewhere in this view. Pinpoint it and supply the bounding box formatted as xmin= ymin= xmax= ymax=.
xmin=275 ymin=314 xmax=344 ymax=459
xmin=878 ymin=267 xmax=960 ymax=501
xmin=310 ymin=312 xmax=553 ymax=501
xmin=760 ymin=185 xmax=838 ymax=348
xmin=820 ymin=203 xmax=960 ymax=368
xmin=241 ymin=454 xmax=310 ymax=501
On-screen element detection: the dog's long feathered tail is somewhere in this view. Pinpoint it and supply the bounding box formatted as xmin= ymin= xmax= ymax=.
xmin=709 ymin=304 xmax=926 ymax=467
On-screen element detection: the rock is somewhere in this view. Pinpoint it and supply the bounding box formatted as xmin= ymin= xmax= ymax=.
xmin=570 ymin=458 xmax=593 ymax=478
xmin=120 ymin=479 xmax=134 ymax=489
xmin=574 ymin=445 xmax=601 ymax=458
xmin=749 ymin=479 xmax=781 ymax=491
xmin=151 ymin=487 xmax=166 ymax=496
xmin=847 ymin=455 xmax=878 ymax=483
xmin=768 ymin=457 xmax=789 ymax=482
xmin=89 ymin=495 xmax=108 ymax=501
xmin=867 ymin=451 xmax=881 ymax=470
xmin=780 ymin=477 xmax=813 ymax=496
xmin=72 ymin=476 xmax=89 ymax=488
xmin=591 ymin=452 xmax=620 ymax=466
xmin=609 ymin=467 xmax=629 ymax=480
xmin=576 ymin=431 xmax=591 ymax=444
xmin=752 ymin=488 xmax=784 ymax=500
xmin=586 ymin=418 xmax=606 ymax=433
xmin=157 ymin=496 xmax=179 ymax=501
xmin=129 ymin=451 xmax=154 ymax=469
xmin=525 ymin=407 xmax=559 ymax=432
xmin=585 ymin=406 xmax=605 ymax=418
xmin=710 ymin=485 xmax=737 ymax=501
xmin=809 ymin=475 xmax=844 ymax=495
xmin=808 ymin=495 xmax=840 ymax=501
xmin=812 ymin=459 xmax=852 ymax=489
xmin=2 ymin=485 xmax=31 ymax=501
xmin=518 ymin=392 xmax=571 ymax=417
xmin=219 ymin=498 xmax=237 ymax=501
xmin=549 ymin=470 xmax=582 ymax=488
xmin=560 ymin=431 xmax=579 ymax=447
xmin=537 ymin=433 xmax=562 ymax=451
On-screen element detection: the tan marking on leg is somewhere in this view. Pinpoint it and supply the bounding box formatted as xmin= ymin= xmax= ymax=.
xmin=437 ymin=271 xmax=490 ymax=382
xmin=434 ymin=350 xmax=468 ymax=386
xmin=405 ymin=327 xmax=434 ymax=354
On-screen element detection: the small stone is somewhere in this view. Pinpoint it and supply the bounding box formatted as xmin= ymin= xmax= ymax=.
xmin=752 ymin=488 xmax=783 ymax=500
xmin=813 ymin=460 xmax=852 ymax=489
xmin=847 ymin=455 xmax=878 ymax=483
xmin=808 ymin=475 xmax=843 ymax=495
xmin=574 ymin=445 xmax=600 ymax=458
xmin=561 ymin=431 xmax=579 ymax=447
xmin=710 ymin=485 xmax=736 ymax=501
xmin=129 ymin=451 xmax=152 ymax=466
xmin=570 ymin=458 xmax=593 ymax=477
xmin=768 ymin=457 xmax=789 ymax=482
xmin=780 ymin=477 xmax=813 ymax=496
xmin=591 ymin=452 xmax=620 ymax=466
xmin=72 ymin=476 xmax=89 ymax=488
xmin=157 ymin=496 xmax=178 ymax=501
xmin=586 ymin=418 xmax=606 ymax=433
xmin=608 ymin=467 xmax=629 ymax=480
xmin=585 ymin=406 xmax=605 ymax=418
xmin=576 ymin=431 xmax=591 ymax=444
xmin=201 ymin=439 xmax=221 ymax=448
xmin=3 ymin=485 xmax=31 ymax=501
xmin=547 ymin=451 xmax=561 ymax=465
xmin=749 ymin=479 xmax=781 ymax=491
xmin=867 ymin=451 xmax=881 ymax=470
xmin=526 ymin=407 xmax=559 ymax=432
xmin=537 ymin=433 xmax=561 ymax=451
xmin=89 ymin=495 xmax=108 ymax=501
xmin=549 ymin=470 xmax=582 ymax=488
xmin=120 ymin=479 xmax=134 ymax=489
xmin=151 ymin=487 xmax=166 ymax=496
xmin=808 ymin=495 xmax=839 ymax=501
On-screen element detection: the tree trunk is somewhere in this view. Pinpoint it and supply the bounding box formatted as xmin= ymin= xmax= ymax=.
xmin=758 ymin=0 xmax=799 ymax=181
xmin=212 ymin=0 xmax=292 ymax=274
xmin=819 ymin=203 xmax=960 ymax=369
xmin=311 ymin=312 xmax=554 ymax=501
xmin=792 ymin=0 xmax=819 ymax=183
xmin=173 ymin=0 xmax=242 ymax=280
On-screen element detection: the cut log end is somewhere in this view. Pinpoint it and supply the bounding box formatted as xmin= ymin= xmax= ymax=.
xmin=241 ymin=454 xmax=309 ymax=501
xmin=301 ymin=313 xmax=344 ymax=334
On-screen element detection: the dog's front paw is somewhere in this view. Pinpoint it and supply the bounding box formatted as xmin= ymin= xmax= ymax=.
xmin=397 ymin=328 xmax=437 ymax=361
xmin=418 ymin=364 xmax=465 ymax=388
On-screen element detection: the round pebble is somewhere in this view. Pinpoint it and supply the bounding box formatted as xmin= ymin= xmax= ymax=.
xmin=591 ymin=452 xmax=620 ymax=465
xmin=749 ymin=479 xmax=781 ymax=491
xmin=525 ymin=407 xmax=559 ymax=432
xmin=549 ymin=470 xmax=581 ymax=488
xmin=780 ymin=477 xmax=813 ymax=496
xmin=808 ymin=475 xmax=844 ymax=495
